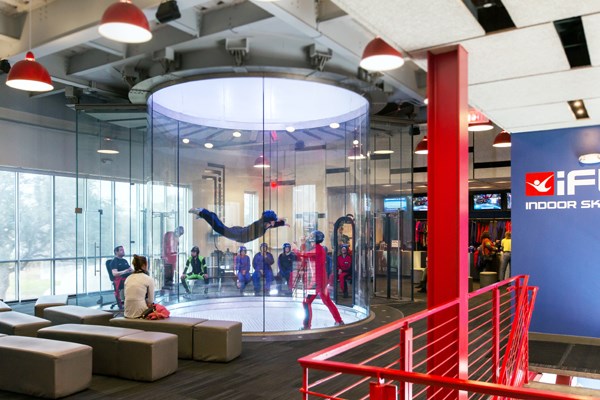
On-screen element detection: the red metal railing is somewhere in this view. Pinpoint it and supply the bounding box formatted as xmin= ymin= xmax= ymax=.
xmin=298 ymin=275 xmax=593 ymax=400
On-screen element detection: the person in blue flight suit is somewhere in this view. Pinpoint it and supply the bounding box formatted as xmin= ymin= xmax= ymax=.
xmin=235 ymin=246 xmax=252 ymax=295
xmin=252 ymin=242 xmax=274 ymax=296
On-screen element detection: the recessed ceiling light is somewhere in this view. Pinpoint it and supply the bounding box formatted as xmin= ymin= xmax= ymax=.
xmin=579 ymin=153 xmax=600 ymax=164
xmin=568 ymin=99 xmax=589 ymax=119
xmin=423 ymin=98 xmax=428 ymax=105
xmin=204 ymin=143 xmax=213 ymax=149
xmin=352 ymin=139 xmax=359 ymax=145
xmin=329 ymin=122 xmax=340 ymax=129
xmin=232 ymin=131 xmax=242 ymax=137
xmin=286 ymin=126 xmax=295 ymax=133
xmin=182 ymin=138 xmax=190 ymax=144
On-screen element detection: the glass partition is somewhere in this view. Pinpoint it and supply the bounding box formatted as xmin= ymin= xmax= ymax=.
xmin=149 ymin=75 xmax=370 ymax=331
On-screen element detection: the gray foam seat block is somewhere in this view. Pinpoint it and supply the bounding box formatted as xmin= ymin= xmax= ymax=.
xmin=43 ymin=305 xmax=113 ymax=326
xmin=118 ymin=331 xmax=178 ymax=381
xmin=34 ymin=295 xmax=69 ymax=318
xmin=0 ymin=311 xmax=52 ymax=336
xmin=193 ymin=320 xmax=242 ymax=362
xmin=0 ymin=335 xmax=92 ymax=399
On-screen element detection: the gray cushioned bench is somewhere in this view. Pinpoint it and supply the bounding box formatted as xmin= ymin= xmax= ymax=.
xmin=0 ymin=301 xmax=11 ymax=312
xmin=0 ymin=335 xmax=92 ymax=398
xmin=43 ymin=305 xmax=113 ymax=326
xmin=110 ymin=316 xmax=207 ymax=359
xmin=38 ymin=324 xmax=177 ymax=381
xmin=110 ymin=317 xmax=242 ymax=362
xmin=0 ymin=311 xmax=52 ymax=336
xmin=34 ymin=294 xmax=69 ymax=318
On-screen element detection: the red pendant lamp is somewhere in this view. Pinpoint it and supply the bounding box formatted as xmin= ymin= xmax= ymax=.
xmin=414 ymin=136 xmax=428 ymax=155
xmin=492 ymin=130 xmax=511 ymax=147
xmin=253 ymin=155 xmax=270 ymax=168
xmin=360 ymin=37 xmax=404 ymax=72
xmin=99 ymin=0 xmax=152 ymax=43
xmin=5 ymin=2 xmax=53 ymax=92
xmin=468 ymin=108 xmax=493 ymax=131
xmin=6 ymin=51 xmax=53 ymax=92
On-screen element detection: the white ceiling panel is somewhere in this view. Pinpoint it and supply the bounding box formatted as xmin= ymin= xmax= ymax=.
xmin=508 ymin=118 xmax=600 ymax=133
xmin=469 ymin=67 xmax=600 ymax=111
xmin=462 ymin=24 xmax=570 ymax=84
xmin=502 ymin=1 xmax=600 ymax=28
xmin=583 ymin=13 xmax=600 ymax=66
xmin=583 ymin=97 xmax=600 ymax=120
xmin=331 ymin=0 xmax=484 ymax=52
xmin=485 ymin=102 xmax=574 ymax=131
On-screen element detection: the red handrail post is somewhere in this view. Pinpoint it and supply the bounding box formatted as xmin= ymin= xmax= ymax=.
xmin=399 ymin=325 xmax=413 ymax=400
xmin=370 ymin=380 xmax=398 ymax=400
xmin=301 ymin=367 xmax=308 ymax=400
xmin=493 ymin=287 xmax=501 ymax=383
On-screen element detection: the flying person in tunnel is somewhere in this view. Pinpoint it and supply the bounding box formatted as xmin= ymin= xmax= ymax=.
xmin=189 ymin=208 xmax=288 ymax=243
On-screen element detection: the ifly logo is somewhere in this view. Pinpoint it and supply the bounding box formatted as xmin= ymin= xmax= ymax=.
xmin=525 ymin=172 xmax=554 ymax=196
xmin=526 ymin=169 xmax=600 ymax=196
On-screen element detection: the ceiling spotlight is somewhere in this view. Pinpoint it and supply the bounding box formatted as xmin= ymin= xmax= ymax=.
xmin=155 ymin=0 xmax=180 ymax=24
xmin=492 ymin=130 xmax=511 ymax=148
xmin=182 ymin=138 xmax=190 ymax=144
xmin=329 ymin=122 xmax=340 ymax=129
xmin=352 ymin=139 xmax=359 ymax=145
xmin=204 ymin=142 xmax=213 ymax=149
xmin=423 ymin=98 xmax=428 ymax=105
xmin=360 ymin=37 xmax=404 ymax=71
xmin=286 ymin=126 xmax=296 ymax=133
xmin=579 ymin=153 xmax=600 ymax=165
xmin=232 ymin=131 xmax=242 ymax=137
xmin=99 ymin=0 xmax=152 ymax=44
xmin=414 ymin=136 xmax=428 ymax=155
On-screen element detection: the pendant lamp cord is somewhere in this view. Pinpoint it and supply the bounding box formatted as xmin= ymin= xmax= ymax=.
xmin=28 ymin=0 xmax=32 ymax=52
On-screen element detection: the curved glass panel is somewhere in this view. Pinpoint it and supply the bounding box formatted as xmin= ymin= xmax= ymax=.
xmin=149 ymin=76 xmax=370 ymax=332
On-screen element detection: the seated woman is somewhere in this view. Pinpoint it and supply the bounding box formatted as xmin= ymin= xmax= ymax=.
xmin=124 ymin=254 xmax=155 ymax=319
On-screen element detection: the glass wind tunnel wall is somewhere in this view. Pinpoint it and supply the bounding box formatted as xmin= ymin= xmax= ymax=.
xmin=149 ymin=76 xmax=371 ymax=332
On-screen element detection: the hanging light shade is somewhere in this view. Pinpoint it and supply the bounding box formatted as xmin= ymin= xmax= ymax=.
xmin=468 ymin=109 xmax=494 ymax=131
xmin=492 ymin=130 xmax=511 ymax=148
xmin=359 ymin=37 xmax=404 ymax=72
xmin=347 ymin=145 xmax=366 ymax=160
xmin=97 ymin=137 xmax=120 ymax=154
xmin=99 ymin=0 xmax=152 ymax=43
xmin=414 ymin=136 xmax=428 ymax=155
xmin=5 ymin=51 xmax=53 ymax=92
xmin=253 ymin=155 xmax=270 ymax=168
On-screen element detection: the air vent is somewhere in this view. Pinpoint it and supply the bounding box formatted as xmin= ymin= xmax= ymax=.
xmin=463 ymin=0 xmax=515 ymax=33
xmin=554 ymin=17 xmax=591 ymax=68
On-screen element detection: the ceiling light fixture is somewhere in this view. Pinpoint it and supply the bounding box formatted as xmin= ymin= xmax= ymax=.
xmin=232 ymin=131 xmax=242 ymax=137
xmin=253 ymin=155 xmax=270 ymax=168
xmin=204 ymin=142 xmax=213 ymax=149
xmin=468 ymin=109 xmax=494 ymax=131
xmin=182 ymin=138 xmax=189 ymax=144
xmin=579 ymin=153 xmax=600 ymax=165
xmin=97 ymin=137 xmax=119 ymax=154
xmin=372 ymin=136 xmax=394 ymax=155
xmin=99 ymin=0 xmax=152 ymax=44
xmin=492 ymin=130 xmax=511 ymax=148
xmin=347 ymin=145 xmax=366 ymax=160
xmin=359 ymin=37 xmax=404 ymax=72
xmin=414 ymin=136 xmax=428 ymax=155
xmin=285 ymin=126 xmax=295 ymax=133
xmin=568 ymin=99 xmax=589 ymax=120
xmin=329 ymin=122 xmax=340 ymax=129
xmin=5 ymin=2 xmax=53 ymax=92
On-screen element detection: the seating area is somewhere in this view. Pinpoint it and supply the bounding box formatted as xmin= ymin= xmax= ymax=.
xmin=34 ymin=295 xmax=69 ymax=318
xmin=0 ymin=299 xmax=243 ymax=398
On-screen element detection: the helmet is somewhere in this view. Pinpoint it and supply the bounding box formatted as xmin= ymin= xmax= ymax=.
xmin=282 ymin=242 xmax=291 ymax=250
xmin=262 ymin=210 xmax=277 ymax=222
xmin=260 ymin=242 xmax=268 ymax=249
xmin=238 ymin=246 xmax=247 ymax=253
xmin=340 ymin=244 xmax=349 ymax=250
xmin=175 ymin=226 xmax=184 ymax=236
xmin=312 ymin=230 xmax=324 ymax=244
xmin=191 ymin=246 xmax=199 ymax=253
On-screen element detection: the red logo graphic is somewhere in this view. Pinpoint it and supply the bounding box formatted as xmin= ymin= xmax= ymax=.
xmin=525 ymin=172 xmax=554 ymax=196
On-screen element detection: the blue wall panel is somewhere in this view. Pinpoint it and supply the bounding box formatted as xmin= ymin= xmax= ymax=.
xmin=512 ymin=126 xmax=600 ymax=337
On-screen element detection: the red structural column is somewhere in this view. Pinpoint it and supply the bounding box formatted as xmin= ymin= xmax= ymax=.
xmin=426 ymin=46 xmax=469 ymax=399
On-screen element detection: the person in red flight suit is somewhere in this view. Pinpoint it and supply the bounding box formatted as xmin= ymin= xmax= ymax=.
xmin=162 ymin=226 xmax=184 ymax=290
xmin=298 ymin=230 xmax=344 ymax=330
xmin=337 ymin=244 xmax=352 ymax=298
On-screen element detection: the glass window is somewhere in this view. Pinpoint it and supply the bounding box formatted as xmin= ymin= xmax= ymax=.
xmin=19 ymin=260 xmax=52 ymax=300
xmin=0 ymin=262 xmax=16 ymax=302
xmin=19 ymin=173 xmax=52 ymax=260
xmin=55 ymin=259 xmax=78 ymax=295
xmin=55 ymin=176 xmax=77 ymax=258
xmin=0 ymin=171 xmax=16 ymax=261
xmin=115 ymin=181 xmax=131 ymax=254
